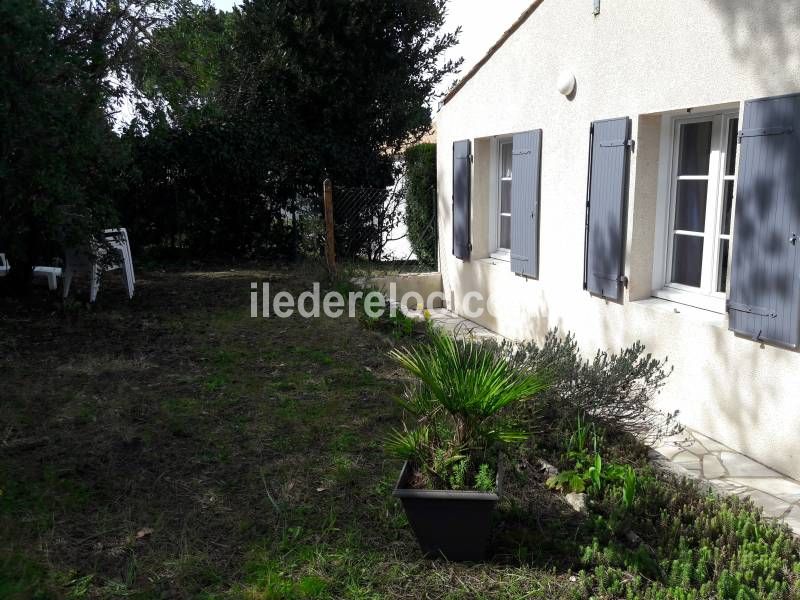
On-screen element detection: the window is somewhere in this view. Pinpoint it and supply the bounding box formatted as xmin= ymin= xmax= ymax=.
xmin=490 ymin=138 xmax=512 ymax=257
xmin=655 ymin=111 xmax=738 ymax=312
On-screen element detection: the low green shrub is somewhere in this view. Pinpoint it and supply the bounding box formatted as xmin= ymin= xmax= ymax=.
xmin=506 ymin=329 xmax=677 ymax=438
xmin=535 ymin=407 xmax=800 ymax=599
xmin=578 ymin=484 xmax=800 ymax=598
xmin=329 ymin=273 xmax=418 ymax=339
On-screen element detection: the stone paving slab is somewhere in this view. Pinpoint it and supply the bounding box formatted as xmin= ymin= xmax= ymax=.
xmin=652 ymin=430 xmax=800 ymax=536
xmin=404 ymin=306 xmax=800 ymax=536
xmin=401 ymin=306 xmax=504 ymax=341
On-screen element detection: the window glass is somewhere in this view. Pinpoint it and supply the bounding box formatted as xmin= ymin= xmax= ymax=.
xmin=674 ymin=181 xmax=707 ymax=232
xmin=499 ymin=215 xmax=511 ymax=249
xmin=725 ymin=118 xmax=739 ymax=176
xmin=671 ymin=235 xmax=704 ymax=287
xmin=496 ymin=141 xmax=513 ymax=251
xmin=678 ymin=121 xmax=712 ymax=175
xmin=716 ymin=239 xmax=730 ymax=293
xmin=500 ymin=180 xmax=511 ymax=214
xmin=501 ymin=143 xmax=513 ymax=179
xmin=720 ymin=180 xmax=734 ymax=236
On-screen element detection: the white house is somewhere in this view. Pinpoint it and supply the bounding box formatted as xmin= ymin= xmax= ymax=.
xmin=435 ymin=0 xmax=800 ymax=479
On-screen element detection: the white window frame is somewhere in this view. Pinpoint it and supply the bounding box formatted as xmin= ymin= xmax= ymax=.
xmin=489 ymin=136 xmax=512 ymax=260
xmin=652 ymin=106 xmax=740 ymax=313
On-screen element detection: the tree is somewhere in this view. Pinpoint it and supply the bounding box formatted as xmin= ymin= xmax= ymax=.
xmin=130 ymin=3 xmax=234 ymax=125
xmin=122 ymin=0 xmax=461 ymax=259
xmin=0 ymin=0 xmax=178 ymax=293
xmin=403 ymin=143 xmax=437 ymax=267
xmin=227 ymin=0 xmax=459 ymax=185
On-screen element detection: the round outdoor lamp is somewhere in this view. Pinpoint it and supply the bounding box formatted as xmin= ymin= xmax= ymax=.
xmin=557 ymin=71 xmax=576 ymax=96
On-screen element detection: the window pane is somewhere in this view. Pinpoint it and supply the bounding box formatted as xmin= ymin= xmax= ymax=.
xmin=672 ymin=234 xmax=704 ymax=287
xmin=720 ymin=180 xmax=734 ymax=235
xmin=501 ymin=143 xmax=512 ymax=179
xmin=717 ymin=239 xmax=730 ymax=293
xmin=499 ymin=215 xmax=511 ymax=249
xmin=500 ymin=180 xmax=511 ymax=214
xmin=725 ymin=118 xmax=739 ymax=176
xmin=674 ymin=180 xmax=708 ymax=232
xmin=678 ymin=121 xmax=712 ymax=175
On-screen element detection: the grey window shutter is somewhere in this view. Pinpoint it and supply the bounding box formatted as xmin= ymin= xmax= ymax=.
xmin=728 ymin=93 xmax=800 ymax=347
xmin=511 ymin=129 xmax=543 ymax=278
xmin=583 ymin=117 xmax=632 ymax=301
xmin=452 ymin=139 xmax=471 ymax=260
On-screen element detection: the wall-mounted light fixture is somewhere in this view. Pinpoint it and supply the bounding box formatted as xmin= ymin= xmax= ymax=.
xmin=557 ymin=71 xmax=576 ymax=96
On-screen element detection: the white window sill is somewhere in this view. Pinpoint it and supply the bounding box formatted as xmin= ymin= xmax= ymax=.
xmin=477 ymin=257 xmax=508 ymax=268
xmin=653 ymin=287 xmax=726 ymax=314
xmin=631 ymin=296 xmax=728 ymax=328
xmin=489 ymin=249 xmax=511 ymax=261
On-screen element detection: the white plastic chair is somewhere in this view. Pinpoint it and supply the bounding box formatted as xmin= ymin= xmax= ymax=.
xmin=33 ymin=266 xmax=62 ymax=291
xmin=0 ymin=255 xmax=62 ymax=290
xmin=63 ymin=228 xmax=135 ymax=302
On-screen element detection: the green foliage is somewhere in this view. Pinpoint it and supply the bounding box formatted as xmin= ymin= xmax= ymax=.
xmin=403 ymin=143 xmax=437 ymax=268
xmin=0 ymin=0 xmax=142 ymax=292
xmin=448 ymin=457 xmax=469 ymax=490
xmin=387 ymin=327 xmax=548 ymax=490
xmin=508 ymin=329 xmax=676 ymax=437
xmin=387 ymin=312 xmax=415 ymax=339
xmin=123 ymin=0 xmax=460 ymax=259
xmin=546 ymin=470 xmax=587 ymax=494
xmin=474 ymin=464 xmax=495 ymax=492
xmin=353 ymin=286 xmax=417 ymax=339
xmin=579 ymin=483 xmax=800 ymax=599
xmin=546 ymin=416 xmax=637 ymax=509
xmin=131 ymin=5 xmax=233 ymax=125
xmin=620 ymin=464 xmax=637 ymax=511
xmin=0 ymin=552 xmax=67 ymax=599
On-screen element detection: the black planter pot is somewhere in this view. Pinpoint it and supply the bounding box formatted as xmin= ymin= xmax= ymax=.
xmin=392 ymin=461 xmax=502 ymax=561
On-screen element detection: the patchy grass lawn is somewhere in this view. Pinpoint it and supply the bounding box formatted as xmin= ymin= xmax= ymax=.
xmin=0 ymin=265 xmax=567 ymax=599
xmin=1 ymin=264 xmax=798 ymax=599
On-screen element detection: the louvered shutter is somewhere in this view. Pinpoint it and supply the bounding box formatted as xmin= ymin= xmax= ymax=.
xmin=583 ymin=117 xmax=632 ymax=301
xmin=511 ymin=129 xmax=543 ymax=278
xmin=452 ymin=140 xmax=471 ymax=260
xmin=728 ymin=93 xmax=800 ymax=347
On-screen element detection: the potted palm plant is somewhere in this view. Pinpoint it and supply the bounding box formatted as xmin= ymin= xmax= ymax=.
xmin=387 ymin=328 xmax=548 ymax=561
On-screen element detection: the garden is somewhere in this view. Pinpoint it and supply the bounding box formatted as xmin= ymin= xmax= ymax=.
xmin=2 ymin=265 xmax=799 ymax=599
xmin=2 ymin=2 xmax=800 ymax=596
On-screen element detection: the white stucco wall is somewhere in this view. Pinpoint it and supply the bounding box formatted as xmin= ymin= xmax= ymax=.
xmin=436 ymin=0 xmax=800 ymax=478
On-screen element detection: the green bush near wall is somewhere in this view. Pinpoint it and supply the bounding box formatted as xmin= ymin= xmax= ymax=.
xmin=403 ymin=143 xmax=437 ymax=268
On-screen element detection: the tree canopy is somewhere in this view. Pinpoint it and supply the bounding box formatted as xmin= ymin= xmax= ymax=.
xmin=124 ymin=0 xmax=460 ymax=259
xmin=0 ymin=0 xmax=459 ymax=291
xmin=0 ymin=0 xmax=180 ymax=291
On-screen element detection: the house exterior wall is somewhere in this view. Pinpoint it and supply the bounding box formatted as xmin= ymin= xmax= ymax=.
xmin=436 ymin=0 xmax=800 ymax=478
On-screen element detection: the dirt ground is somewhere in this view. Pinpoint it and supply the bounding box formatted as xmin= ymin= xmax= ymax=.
xmin=0 ymin=264 xmax=582 ymax=599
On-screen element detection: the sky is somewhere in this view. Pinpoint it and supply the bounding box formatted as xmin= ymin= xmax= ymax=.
xmin=435 ymin=0 xmax=532 ymax=103
xmin=210 ymin=0 xmax=533 ymax=104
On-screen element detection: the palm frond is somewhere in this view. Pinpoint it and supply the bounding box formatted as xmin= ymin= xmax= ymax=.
xmin=395 ymin=384 xmax=437 ymax=416
xmin=384 ymin=426 xmax=429 ymax=461
xmin=390 ymin=328 xmax=550 ymax=420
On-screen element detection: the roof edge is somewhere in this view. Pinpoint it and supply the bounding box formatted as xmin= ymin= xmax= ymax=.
xmin=441 ymin=0 xmax=545 ymax=107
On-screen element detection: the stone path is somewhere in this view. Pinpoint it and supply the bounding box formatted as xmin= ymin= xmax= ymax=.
xmin=651 ymin=429 xmax=800 ymax=535
xmin=405 ymin=305 xmax=800 ymax=536
xmin=420 ymin=307 xmax=503 ymax=341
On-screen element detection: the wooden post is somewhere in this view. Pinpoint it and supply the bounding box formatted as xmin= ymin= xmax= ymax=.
xmin=323 ymin=178 xmax=336 ymax=273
